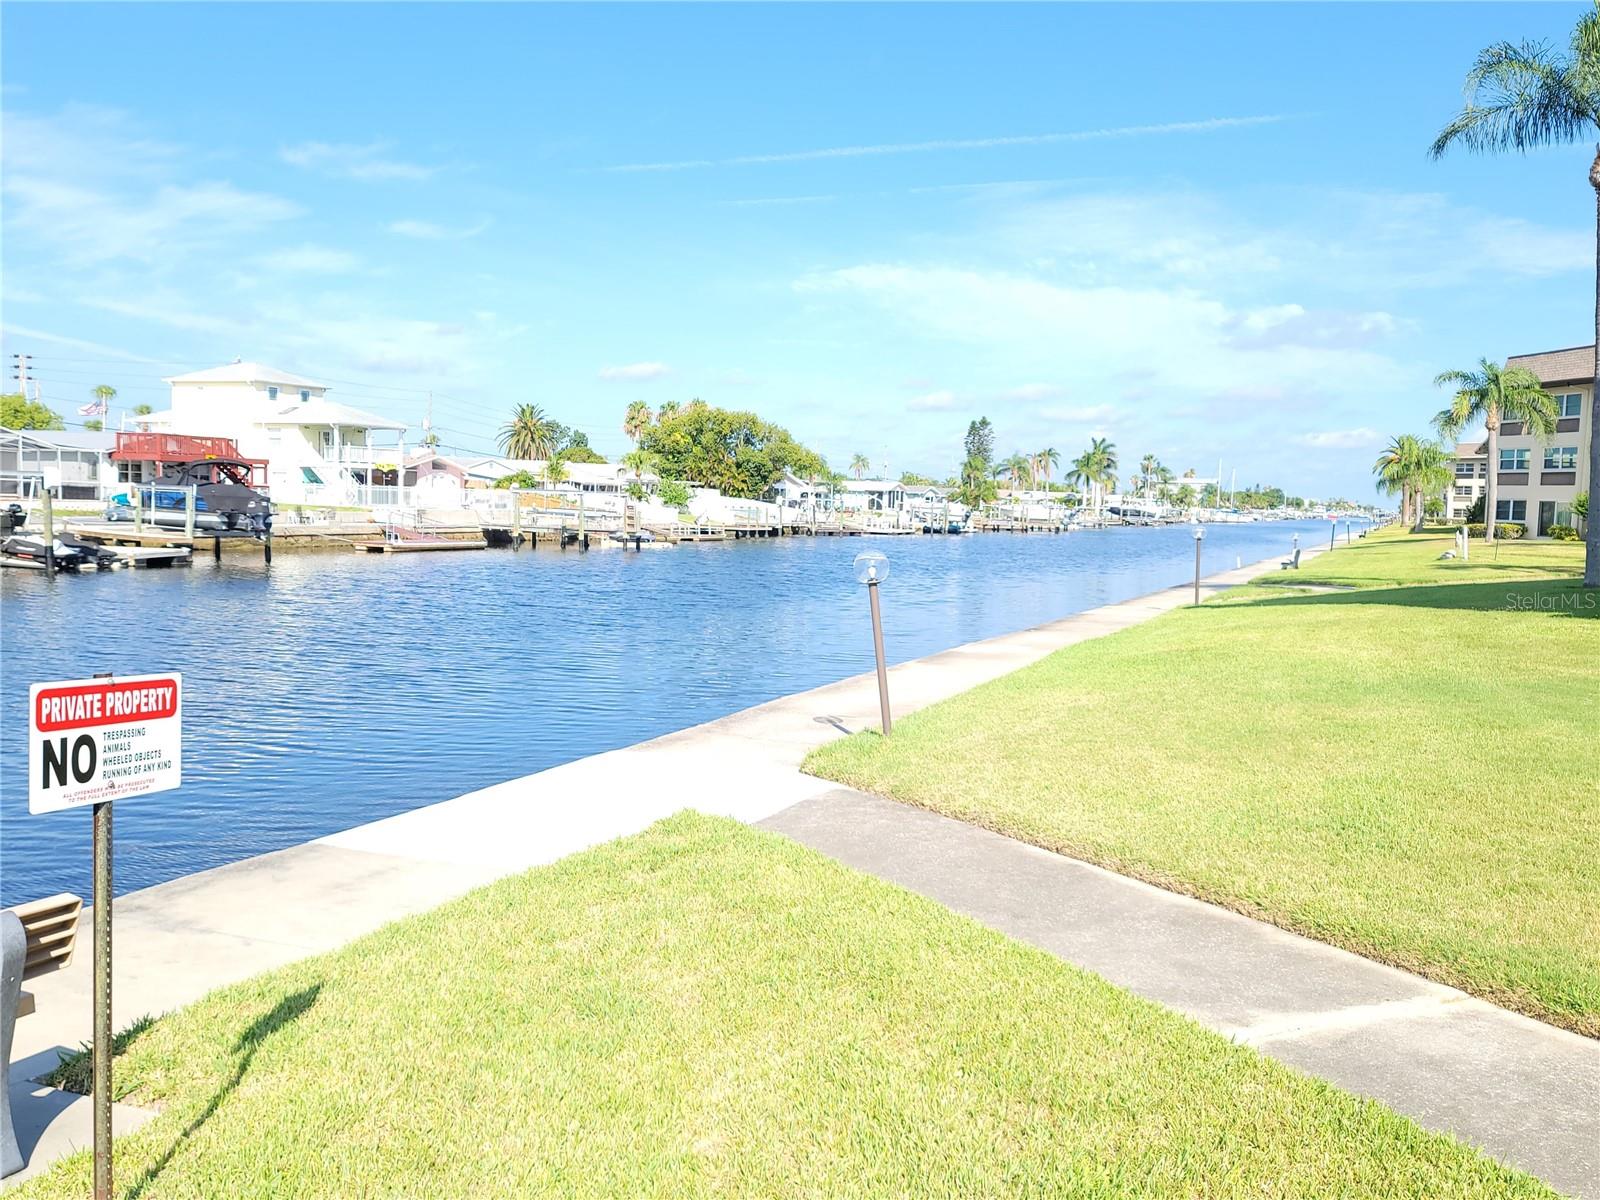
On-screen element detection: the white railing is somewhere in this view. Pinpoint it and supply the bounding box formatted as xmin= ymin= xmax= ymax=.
xmin=318 ymin=445 xmax=405 ymax=468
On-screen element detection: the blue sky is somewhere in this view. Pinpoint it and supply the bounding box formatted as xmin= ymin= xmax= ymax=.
xmin=1 ymin=2 xmax=1592 ymax=498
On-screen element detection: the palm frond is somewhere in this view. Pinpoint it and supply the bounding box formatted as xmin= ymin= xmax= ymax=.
xmin=1432 ymin=37 xmax=1596 ymax=157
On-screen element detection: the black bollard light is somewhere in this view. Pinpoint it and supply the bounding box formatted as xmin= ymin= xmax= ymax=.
xmin=1192 ymin=525 xmax=1205 ymax=606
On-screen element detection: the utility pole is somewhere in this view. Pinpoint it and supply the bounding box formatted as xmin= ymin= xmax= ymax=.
xmin=12 ymin=353 xmax=32 ymax=396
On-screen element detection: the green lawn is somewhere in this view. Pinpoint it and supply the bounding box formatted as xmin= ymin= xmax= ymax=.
xmin=17 ymin=814 xmax=1551 ymax=1198
xmin=807 ymin=529 xmax=1599 ymax=1036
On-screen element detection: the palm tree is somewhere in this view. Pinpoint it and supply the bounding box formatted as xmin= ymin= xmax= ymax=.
xmin=622 ymin=401 xmax=653 ymax=445
xmin=1139 ymin=454 xmax=1159 ymax=500
xmin=996 ymin=453 xmax=1033 ymax=489
xmin=1432 ymin=2 xmax=1600 ymax=578
xmin=1034 ymin=447 xmax=1060 ymax=485
xmin=541 ymin=453 xmax=569 ymax=488
xmin=621 ymin=448 xmax=658 ymax=501
xmin=1432 ymin=359 xmax=1559 ymax=541
xmin=1065 ymin=438 xmax=1118 ymax=519
xmin=1373 ymin=435 xmax=1452 ymax=532
xmin=498 ymin=403 xmax=560 ymax=461
xmin=657 ymin=400 xmax=681 ymax=422
xmin=849 ymin=453 xmax=871 ymax=479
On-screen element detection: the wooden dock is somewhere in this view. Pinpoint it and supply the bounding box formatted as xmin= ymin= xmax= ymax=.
xmin=364 ymin=537 xmax=488 ymax=553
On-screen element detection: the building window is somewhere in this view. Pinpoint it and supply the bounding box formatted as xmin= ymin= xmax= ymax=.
xmin=300 ymin=389 xmax=310 ymax=403
xmin=267 ymin=386 xmax=279 ymax=402
xmin=1453 ymin=485 xmax=1472 ymax=498
xmin=116 ymin=461 xmax=145 ymax=483
xmin=1543 ymin=445 xmax=1579 ymax=470
xmin=1499 ymin=448 xmax=1529 ymax=471
xmin=1553 ymin=392 xmax=1583 ymax=418
xmin=1454 ymin=462 xmax=1476 ymax=477
xmin=1495 ymin=499 xmax=1527 ymax=522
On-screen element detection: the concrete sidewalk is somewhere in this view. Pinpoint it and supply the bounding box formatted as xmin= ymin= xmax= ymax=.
xmin=761 ymin=789 xmax=1598 ymax=1199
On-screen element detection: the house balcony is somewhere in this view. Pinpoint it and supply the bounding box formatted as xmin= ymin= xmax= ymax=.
xmin=318 ymin=444 xmax=405 ymax=468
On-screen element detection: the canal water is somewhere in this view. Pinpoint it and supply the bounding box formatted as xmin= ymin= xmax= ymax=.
xmin=1 ymin=519 xmax=1344 ymax=904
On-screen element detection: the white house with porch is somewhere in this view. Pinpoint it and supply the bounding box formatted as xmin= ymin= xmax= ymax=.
xmin=138 ymin=361 xmax=409 ymax=506
xmin=835 ymin=479 xmax=906 ymax=513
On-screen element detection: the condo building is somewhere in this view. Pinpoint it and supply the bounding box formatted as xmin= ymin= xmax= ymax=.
xmin=1496 ymin=346 xmax=1592 ymax=537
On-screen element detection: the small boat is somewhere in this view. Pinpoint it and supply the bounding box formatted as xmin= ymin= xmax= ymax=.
xmin=2 ymin=514 xmax=117 ymax=571
xmin=107 ymin=459 xmax=273 ymax=536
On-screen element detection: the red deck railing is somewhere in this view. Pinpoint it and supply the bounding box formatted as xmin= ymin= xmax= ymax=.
xmin=112 ymin=433 xmax=269 ymax=487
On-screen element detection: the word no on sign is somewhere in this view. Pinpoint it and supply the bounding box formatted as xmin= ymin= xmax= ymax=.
xmin=29 ymin=673 xmax=183 ymax=814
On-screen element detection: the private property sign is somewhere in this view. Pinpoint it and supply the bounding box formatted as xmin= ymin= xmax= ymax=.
xmin=28 ymin=673 xmax=183 ymax=814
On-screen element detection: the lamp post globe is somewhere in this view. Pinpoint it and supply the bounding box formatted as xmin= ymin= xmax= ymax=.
xmin=853 ymin=551 xmax=889 ymax=585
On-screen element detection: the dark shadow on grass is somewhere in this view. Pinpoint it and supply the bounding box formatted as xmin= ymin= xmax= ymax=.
xmin=125 ymin=984 xmax=321 ymax=1199
xmin=1238 ymin=578 xmax=1599 ymax=617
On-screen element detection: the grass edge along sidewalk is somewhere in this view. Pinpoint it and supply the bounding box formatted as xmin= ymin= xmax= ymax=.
xmin=805 ymin=529 xmax=1599 ymax=1037
xmin=13 ymin=814 xmax=1555 ymax=1198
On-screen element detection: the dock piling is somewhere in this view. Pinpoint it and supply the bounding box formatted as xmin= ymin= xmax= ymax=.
xmin=42 ymin=493 xmax=55 ymax=575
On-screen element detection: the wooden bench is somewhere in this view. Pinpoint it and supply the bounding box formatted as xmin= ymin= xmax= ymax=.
xmin=7 ymin=893 xmax=83 ymax=1017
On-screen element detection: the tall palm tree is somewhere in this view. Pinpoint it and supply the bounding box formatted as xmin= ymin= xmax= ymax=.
xmin=1066 ymin=438 xmax=1118 ymax=519
xmin=622 ymin=401 xmax=654 ymax=445
xmin=849 ymin=453 xmax=871 ymax=479
xmin=996 ymin=453 xmax=1033 ymax=488
xmin=1432 ymin=359 xmax=1559 ymax=541
xmin=1432 ymin=1 xmax=1600 ymax=578
xmin=1373 ymin=435 xmax=1452 ymax=532
xmin=1033 ymin=447 xmax=1059 ymax=486
xmin=657 ymin=399 xmax=681 ymax=422
xmin=1139 ymin=453 xmax=1159 ymax=500
xmin=498 ymin=403 xmax=560 ymax=461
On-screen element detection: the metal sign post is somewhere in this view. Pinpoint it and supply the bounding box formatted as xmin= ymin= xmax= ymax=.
xmin=92 ymin=790 xmax=112 ymax=1199
xmin=28 ymin=672 xmax=183 ymax=1199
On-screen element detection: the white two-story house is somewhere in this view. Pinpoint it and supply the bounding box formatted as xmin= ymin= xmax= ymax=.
xmin=138 ymin=361 xmax=409 ymax=506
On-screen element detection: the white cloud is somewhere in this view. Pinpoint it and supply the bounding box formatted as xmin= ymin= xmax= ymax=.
xmin=385 ymin=217 xmax=491 ymax=240
xmin=1038 ymin=404 xmax=1117 ymax=423
xmin=0 ymin=324 xmax=164 ymax=362
xmin=256 ymin=244 xmax=360 ymax=274
xmin=599 ymin=362 xmax=671 ymax=381
xmin=1293 ymin=428 xmax=1383 ymax=449
xmin=723 ymin=194 xmax=837 ymax=208
xmin=281 ymin=141 xmax=437 ymax=182
xmin=907 ymin=390 xmax=958 ymax=412
xmin=5 ymin=175 xmax=301 ymax=266
xmin=1225 ymin=304 xmax=1402 ymax=350
xmin=1003 ymin=383 xmax=1065 ymax=402
xmin=603 ymin=115 xmax=1287 ymax=172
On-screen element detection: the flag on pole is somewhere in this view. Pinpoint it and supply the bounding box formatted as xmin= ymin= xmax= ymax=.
xmin=78 ymin=398 xmax=108 ymax=417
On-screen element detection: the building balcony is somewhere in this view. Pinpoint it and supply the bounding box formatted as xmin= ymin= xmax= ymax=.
xmin=318 ymin=444 xmax=404 ymax=468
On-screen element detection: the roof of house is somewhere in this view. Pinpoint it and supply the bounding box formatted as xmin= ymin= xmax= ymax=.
xmin=842 ymin=478 xmax=903 ymax=492
xmin=1505 ymin=345 xmax=1594 ymax=386
xmin=164 ymin=361 xmax=328 ymax=390
xmin=0 ymin=426 xmax=117 ymax=451
xmin=1453 ymin=440 xmax=1487 ymax=458
xmin=259 ymin=398 xmax=406 ymax=431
